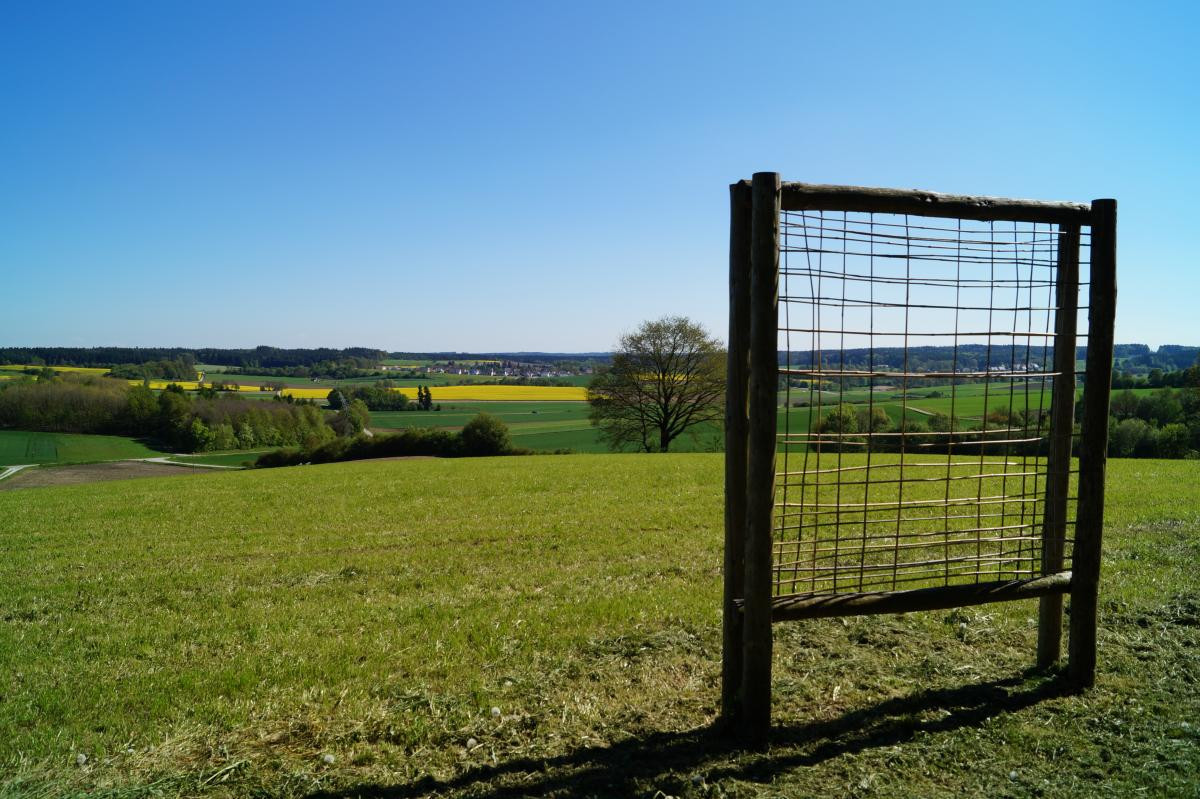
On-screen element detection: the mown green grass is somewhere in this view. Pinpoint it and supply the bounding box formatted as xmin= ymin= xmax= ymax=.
xmin=792 ymin=381 xmax=1058 ymax=422
xmin=0 ymin=456 xmax=1196 ymax=798
xmin=165 ymin=451 xmax=269 ymax=468
xmin=368 ymin=401 xmax=591 ymax=431
xmin=368 ymin=403 xmax=722 ymax=453
xmin=793 ymin=384 xmax=1167 ymax=429
xmin=0 ymin=430 xmax=165 ymax=467
xmin=508 ymin=426 xmax=608 ymax=452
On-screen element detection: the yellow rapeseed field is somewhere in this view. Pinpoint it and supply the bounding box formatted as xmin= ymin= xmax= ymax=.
xmin=131 ymin=380 xmax=272 ymax=392
xmin=278 ymin=387 xmax=333 ymax=399
xmin=140 ymin=380 xmax=204 ymax=390
xmin=1 ymin=364 xmax=110 ymax=375
xmin=202 ymin=383 xmax=278 ymax=392
xmin=420 ymin=385 xmax=586 ymax=401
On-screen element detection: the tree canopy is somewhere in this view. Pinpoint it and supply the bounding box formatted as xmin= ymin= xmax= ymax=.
xmin=587 ymin=316 xmax=724 ymax=452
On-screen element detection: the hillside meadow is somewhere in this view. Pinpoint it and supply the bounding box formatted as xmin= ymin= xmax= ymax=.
xmin=0 ymin=430 xmax=165 ymax=467
xmin=0 ymin=455 xmax=1197 ymax=798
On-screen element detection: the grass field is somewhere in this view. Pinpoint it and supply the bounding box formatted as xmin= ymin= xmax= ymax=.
xmin=368 ymin=402 xmax=607 ymax=452
xmin=164 ymin=451 xmax=269 ymax=468
xmin=368 ymin=401 xmax=591 ymax=430
xmin=0 ymin=430 xmax=165 ymax=466
xmin=366 ymin=402 xmax=725 ymax=453
xmin=0 ymin=455 xmax=1196 ymax=797
xmin=793 ymin=381 xmax=1056 ymax=420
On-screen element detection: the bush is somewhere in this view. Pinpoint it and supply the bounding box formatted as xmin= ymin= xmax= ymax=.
xmin=255 ymin=448 xmax=304 ymax=468
xmin=254 ymin=413 xmax=521 ymax=468
xmin=461 ymin=413 xmax=512 ymax=456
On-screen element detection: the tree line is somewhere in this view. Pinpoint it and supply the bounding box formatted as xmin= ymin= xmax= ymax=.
xmin=0 ymin=373 xmax=345 ymax=453
xmin=0 ymin=346 xmax=386 ymax=369
xmin=0 ymin=346 xmax=614 ymax=371
xmin=326 ymin=383 xmax=436 ymax=412
xmin=808 ymin=384 xmax=1200 ymax=459
xmin=1106 ymin=386 xmax=1200 ymax=458
xmin=255 ymin=413 xmax=520 ymax=467
xmin=107 ymin=356 xmax=198 ymax=381
xmin=1111 ymin=363 xmax=1200 ymax=390
xmin=217 ymin=359 xmax=382 ymax=379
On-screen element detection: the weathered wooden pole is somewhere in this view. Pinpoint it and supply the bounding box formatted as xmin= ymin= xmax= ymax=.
xmin=1037 ymin=223 xmax=1080 ymax=668
xmin=721 ymin=180 xmax=752 ymax=725
xmin=739 ymin=171 xmax=780 ymax=744
xmin=1069 ymin=199 xmax=1117 ymax=688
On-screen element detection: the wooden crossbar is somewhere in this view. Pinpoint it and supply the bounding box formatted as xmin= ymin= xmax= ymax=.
xmin=774 ymin=181 xmax=1094 ymax=224
xmin=734 ymin=571 xmax=1071 ymax=622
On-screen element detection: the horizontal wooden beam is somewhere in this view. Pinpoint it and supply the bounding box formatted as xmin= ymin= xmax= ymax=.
xmin=735 ymin=572 xmax=1072 ymax=622
xmin=770 ymin=181 xmax=1092 ymax=225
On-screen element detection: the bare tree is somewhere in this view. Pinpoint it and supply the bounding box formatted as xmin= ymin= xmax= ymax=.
xmin=587 ymin=316 xmax=725 ymax=452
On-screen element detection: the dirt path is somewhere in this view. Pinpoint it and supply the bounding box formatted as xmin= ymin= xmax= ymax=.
xmin=142 ymin=456 xmax=240 ymax=469
xmin=0 ymin=460 xmax=218 ymax=492
xmin=0 ymin=463 xmax=35 ymax=482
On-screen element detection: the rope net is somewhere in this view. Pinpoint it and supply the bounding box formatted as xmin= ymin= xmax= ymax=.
xmin=774 ymin=210 xmax=1090 ymax=598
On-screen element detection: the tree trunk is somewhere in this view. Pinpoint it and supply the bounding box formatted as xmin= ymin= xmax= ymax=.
xmin=660 ymin=427 xmax=671 ymax=452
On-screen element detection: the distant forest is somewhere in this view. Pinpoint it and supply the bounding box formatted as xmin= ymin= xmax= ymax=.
xmin=778 ymin=344 xmax=1199 ymax=373
xmin=2 ymin=344 xmax=1196 ymax=389
xmin=3 ymin=344 xmax=1197 ymax=369
xmin=0 ymin=346 xmax=611 ymax=369
xmin=0 ymin=346 xmax=387 ymax=369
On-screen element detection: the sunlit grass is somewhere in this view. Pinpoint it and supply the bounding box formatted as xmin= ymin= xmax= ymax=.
xmin=0 ymin=455 xmax=1196 ymax=797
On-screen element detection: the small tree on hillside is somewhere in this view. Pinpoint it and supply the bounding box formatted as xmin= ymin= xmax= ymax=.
xmin=587 ymin=316 xmax=724 ymax=453
xmin=330 ymin=399 xmax=370 ymax=436
xmin=461 ymin=412 xmax=512 ymax=455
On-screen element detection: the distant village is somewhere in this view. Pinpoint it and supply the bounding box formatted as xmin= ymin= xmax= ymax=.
xmin=379 ymin=360 xmax=595 ymax=380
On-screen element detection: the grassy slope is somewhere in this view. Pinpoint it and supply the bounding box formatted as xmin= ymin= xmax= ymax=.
xmin=164 ymin=451 xmax=269 ymax=467
xmin=368 ymin=402 xmax=591 ymax=430
xmin=0 ymin=430 xmax=165 ymax=466
xmin=368 ymin=403 xmax=725 ymax=453
xmin=0 ymin=456 xmax=1197 ymax=798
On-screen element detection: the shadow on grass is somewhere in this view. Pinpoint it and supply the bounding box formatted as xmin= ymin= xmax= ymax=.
xmin=308 ymin=670 xmax=1070 ymax=799
xmin=133 ymin=435 xmax=173 ymax=455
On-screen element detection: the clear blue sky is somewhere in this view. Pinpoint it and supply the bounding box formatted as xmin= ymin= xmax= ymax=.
xmin=2 ymin=1 xmax=1196 ymax=352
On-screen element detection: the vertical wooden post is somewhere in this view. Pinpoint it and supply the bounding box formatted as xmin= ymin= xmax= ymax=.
xmin=1069 ymin=199 xmax=1117 ymax=688
xmin=739 ymin=171 xmax=780 ymax=745
xmin=1037 ymin=224 xmax=1080 ymax=667
xmin=721 ymin=180 xmax=752 ymax=725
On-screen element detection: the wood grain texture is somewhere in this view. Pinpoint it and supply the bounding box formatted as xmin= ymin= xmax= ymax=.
xmin=754 ymin=572 xmax=1072 ymax=621
xmin=1069 ymin=199 xmax=1117 ymax=689
xmin=721 ymin=181 xmax=752 ymax=725
xmin=781 ymin=182 xmax=1093 ymax=224
xmin=739 ymin=171 xmax=780 ymax=745
xmin=1038 ymin=224 xmax=1081 ymax=668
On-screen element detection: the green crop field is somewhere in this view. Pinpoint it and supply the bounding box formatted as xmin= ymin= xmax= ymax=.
xmin=507 ymin=425 xmax=608 ymax=452
xmin=368 ymin=402 xmax=728 ymax=453
xmin=0 ymin=455 xmax=1196 ymax=797
xmin=370 ymin=401 xmax=607 ymax=451
xmin=783 ymin=382 xmax=1102 ymax=430
xmin=368 ymin=401 xmax=591 ymax=431
xmin=0 ymin=430 xmax=165 ymax=466
xmin=164 ymin=451 xmax=269 ymax=468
